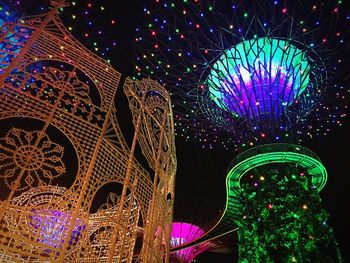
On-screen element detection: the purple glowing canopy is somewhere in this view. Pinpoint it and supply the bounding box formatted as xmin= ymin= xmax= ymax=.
xmin=207 ymin=37 xmax=311 ymax=119
xmin=170 ymin=222 xmax=209 ymax=262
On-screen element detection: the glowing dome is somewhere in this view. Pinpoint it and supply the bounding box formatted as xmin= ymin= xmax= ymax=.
xmin=170 ymin=222 xmax=207 ymax=262
xmin=207 ymin=37 xmax=311 ymax=119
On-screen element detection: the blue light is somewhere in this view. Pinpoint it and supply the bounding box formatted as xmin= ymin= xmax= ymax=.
xmin=0 ymin=1 xmax=30 ymax=73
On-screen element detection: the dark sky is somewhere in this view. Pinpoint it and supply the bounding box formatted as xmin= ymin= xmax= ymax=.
xmin=12 ymin=0 xmax=350 ymax=262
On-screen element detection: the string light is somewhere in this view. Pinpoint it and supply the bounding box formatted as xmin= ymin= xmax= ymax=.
xmin=132 ymin=0 xmax=349 ymax=150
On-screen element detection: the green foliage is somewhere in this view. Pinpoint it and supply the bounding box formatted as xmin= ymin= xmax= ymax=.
xmin=237 ymin=163 xmax=342 ymax=263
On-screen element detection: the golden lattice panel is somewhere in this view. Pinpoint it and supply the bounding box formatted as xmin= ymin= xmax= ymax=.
xmin=0 ymin=1 xmax=176 ymax=262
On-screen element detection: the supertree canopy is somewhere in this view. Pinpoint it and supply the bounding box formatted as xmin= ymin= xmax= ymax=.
xmin=168 ymin=196 xmax=230 ymax=262
xmin=207 ymin=37 xmax=313 ymax=119
xmin=133 ymin=0 xmax=349 ymax=150
xmin=133 ymin=0 xmax=350 ymax=262
xmin=225 ymin=143 xmax=342 ymax=262
xmin=170 ymin=222 xmax=205 ymax=262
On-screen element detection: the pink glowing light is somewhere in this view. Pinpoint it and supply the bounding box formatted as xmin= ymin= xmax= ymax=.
xmin=170 ymin=222 xmax=209 ymax=262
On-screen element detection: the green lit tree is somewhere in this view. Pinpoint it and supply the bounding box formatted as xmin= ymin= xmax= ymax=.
xmin=237 ymin=163 xmax=342 ymax=263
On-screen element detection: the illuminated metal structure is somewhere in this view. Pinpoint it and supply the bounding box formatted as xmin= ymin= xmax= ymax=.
xmin=0 ymin=1 xmax=176 ymax=262
xmin=134 ymin=0 xmax=349 ymax=261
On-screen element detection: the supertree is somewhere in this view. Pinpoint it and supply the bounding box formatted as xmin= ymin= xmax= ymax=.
xmin=133 ymin=0 xmax=350 ymax=262
xmin=169 ymin=196 xmax=232 ymax=262
xmin=169 ymin=222 xmax=208 ymax=262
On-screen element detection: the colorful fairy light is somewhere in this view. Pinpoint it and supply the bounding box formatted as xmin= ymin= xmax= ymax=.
xmin=134 ymin=1 xmax=349 ymax=262
xmin=0 ymin=0 xmax=26 ymax=72
xmin=133 ymin=0 xmax=350 ymax=150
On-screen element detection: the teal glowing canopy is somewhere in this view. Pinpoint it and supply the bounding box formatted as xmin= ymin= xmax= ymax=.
xmin=207 ymin=37 xmax=311 ymax=119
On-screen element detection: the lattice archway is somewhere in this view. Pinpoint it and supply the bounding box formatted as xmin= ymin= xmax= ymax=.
xmin=0 ymin=1 xmax=176 ymax=262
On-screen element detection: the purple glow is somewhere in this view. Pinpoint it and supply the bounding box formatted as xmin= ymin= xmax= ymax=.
xmin=170 ymin=222 xmax=209 ymax=262
xmin=30 ymin=209 xmax=85 ymax=248
xmin=219 ymin=68 xmax=294 ymax=118
xmin=208 ymin=38 xmax=311 ymax=120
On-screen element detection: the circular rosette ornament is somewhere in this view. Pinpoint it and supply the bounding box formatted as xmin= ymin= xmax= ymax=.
xmin=37 ymin=66 xmax=91 ymax=101
xmin=0 ymin=127 xmax=66 ymax=192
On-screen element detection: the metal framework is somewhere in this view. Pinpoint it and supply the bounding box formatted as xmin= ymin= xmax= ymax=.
xmin=0 ymin=1 xmax=176 ymax=262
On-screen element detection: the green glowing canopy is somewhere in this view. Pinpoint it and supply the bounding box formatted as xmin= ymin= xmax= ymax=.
xmin=224 ymin=144 xmax=327 ymax=219
xmin=207 ymin=37 xmax=311 ymax=117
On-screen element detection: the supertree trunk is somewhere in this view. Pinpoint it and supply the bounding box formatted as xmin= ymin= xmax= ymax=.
xmin=236 ymin=162 xmax=342 ymax=262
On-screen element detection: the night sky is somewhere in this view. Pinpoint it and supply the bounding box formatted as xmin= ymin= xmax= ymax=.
xmin=5 ymin=0 xmax=350 ymax=262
